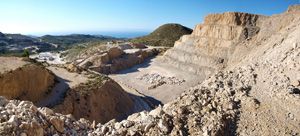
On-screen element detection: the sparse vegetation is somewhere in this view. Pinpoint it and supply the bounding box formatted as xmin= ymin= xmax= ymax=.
xmin=75 ymin=73 xmax=109 ymax=97
xmin=40 ymin=34 xmax=120 ymax=50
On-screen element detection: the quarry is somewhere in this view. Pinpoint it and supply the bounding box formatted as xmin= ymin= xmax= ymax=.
xmin=0 ymin=4 xmax=299 ymax=136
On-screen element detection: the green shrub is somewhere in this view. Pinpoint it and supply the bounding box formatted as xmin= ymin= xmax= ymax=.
xmin=20 ymin=49 xmax=30 ymax=57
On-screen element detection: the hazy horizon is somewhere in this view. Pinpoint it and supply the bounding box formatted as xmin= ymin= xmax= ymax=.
xmin=19 ymin=31 xmax=152 ymax=38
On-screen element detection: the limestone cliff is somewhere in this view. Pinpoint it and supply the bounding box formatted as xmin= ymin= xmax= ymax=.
xmin=53 ymin=79 xmax=134 ymax=124
xmin=0 ymin=64 xmax=55 ymax=102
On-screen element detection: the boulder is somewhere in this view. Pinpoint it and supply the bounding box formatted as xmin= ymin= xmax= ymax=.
xmin=107 ymin=47 xmax=124 ymax=59
xmin=50 ymin=117 xmax=65 ymax=133
xmin=39 ymin=107 xmax=54 ymax=115
xmin=7 ymin=115 xmax=20 ymax=127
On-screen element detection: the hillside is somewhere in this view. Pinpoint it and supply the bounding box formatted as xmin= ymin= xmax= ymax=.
xmin=40 ymin=34 xmax=119 ymax=50
xmin=130 ymin=23 xmax=193 ymax=47
xmin=0 ymin=33 xmax=56 ymax=54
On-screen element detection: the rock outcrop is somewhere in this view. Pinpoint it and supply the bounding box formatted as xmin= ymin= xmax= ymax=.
xmin=79 ymin=46 xmax=167 ymax=74
xmin=53 ymin=79 xmax=134 ymax=124
xmin=0 ymin=64 xmax=56 ymax=103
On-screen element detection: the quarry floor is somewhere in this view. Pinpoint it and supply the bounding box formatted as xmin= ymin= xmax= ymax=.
xmin=109 ymin=56 xmax=203 ymax=105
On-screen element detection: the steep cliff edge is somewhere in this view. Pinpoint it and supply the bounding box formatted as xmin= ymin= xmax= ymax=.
xmin=53 ymin=78 xmax=134 ymax=124
xmin=0 ymin=63 xmax=56 ymax=103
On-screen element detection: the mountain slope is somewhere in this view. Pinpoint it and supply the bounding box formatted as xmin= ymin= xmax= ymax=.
xmin=130 ymin=23 xmax=193 ymax=47
xmin=0 ymin=33 xmax=56 ymax=54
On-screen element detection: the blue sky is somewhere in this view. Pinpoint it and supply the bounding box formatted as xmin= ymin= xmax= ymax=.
xmin=0 ymin=0 xmax=299 ymax=36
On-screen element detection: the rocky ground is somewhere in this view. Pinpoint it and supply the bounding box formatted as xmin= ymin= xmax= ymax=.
xmin=137 ymin=73 xmax=185 ymax=89
xmin=137 ymin=73 xmax=185 ymax=85
xmin=0 ymin=65 xmax=288 ymax=135
xmin=1 ymin=53 xmax=298 ymax=135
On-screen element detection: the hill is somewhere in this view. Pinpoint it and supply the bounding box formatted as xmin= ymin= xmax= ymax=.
xmin=130 ymin=23 xmax=193 ymax=47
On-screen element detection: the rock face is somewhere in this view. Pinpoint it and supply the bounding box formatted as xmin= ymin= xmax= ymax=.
xmin=0 ymin=64 xmax=55 ymax=102
xmin=53 ymin=79 xmax=134 ymax=124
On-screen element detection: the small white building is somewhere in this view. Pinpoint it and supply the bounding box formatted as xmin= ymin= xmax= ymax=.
xmin=40 ymin=52 xmax=53 ymax=58
xmin=107 ymin=42 xmax=113 ymax=46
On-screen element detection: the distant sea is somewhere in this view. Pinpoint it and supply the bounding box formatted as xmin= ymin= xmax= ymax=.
xmin=32 ymin=31 xmax=151 ymax=39
xmin=92 ymin=31 xmax=151 ymax=38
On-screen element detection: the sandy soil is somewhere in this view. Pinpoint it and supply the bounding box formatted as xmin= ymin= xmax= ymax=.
xmin=35 ymin=67 xmax=88 ymax=107
xmin=0 ymin=57 xmax=28 ymax=73
xmin=109 ymin=56 xmax=204 ymax=105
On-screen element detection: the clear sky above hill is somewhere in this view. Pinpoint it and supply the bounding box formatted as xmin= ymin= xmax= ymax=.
xmin=0 ymin=0 xmax=299 ymax=36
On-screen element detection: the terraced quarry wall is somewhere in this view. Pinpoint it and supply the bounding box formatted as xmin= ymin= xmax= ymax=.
xmin=162 ymin=12 xmax=268 ymax=76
